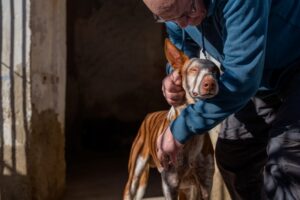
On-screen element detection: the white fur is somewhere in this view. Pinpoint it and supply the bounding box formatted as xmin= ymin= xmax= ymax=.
xmin=130 ymin=156 xmax=147 ymax=197
xmin=136 ymin=185 xmax=146 ymax=200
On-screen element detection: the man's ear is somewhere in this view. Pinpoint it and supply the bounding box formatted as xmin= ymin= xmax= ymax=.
xmin=164 ymin=38 xmax=189 ymax=70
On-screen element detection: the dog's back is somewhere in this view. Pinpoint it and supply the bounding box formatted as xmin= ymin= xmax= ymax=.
xmin=123 ymin=111 xmax=168 ymax=200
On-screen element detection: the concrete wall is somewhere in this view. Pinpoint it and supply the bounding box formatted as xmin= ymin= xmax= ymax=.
xmin=66 ymin=0 xmax=168 ymax=152
xmin=0 ymin=0 xmax=66 ymax=199
xmin=29 ymin=0 xmax=66 ymax=199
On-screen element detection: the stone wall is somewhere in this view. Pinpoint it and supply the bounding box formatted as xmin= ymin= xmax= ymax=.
xmin=0 ymin=0 xmax=66 ymax=199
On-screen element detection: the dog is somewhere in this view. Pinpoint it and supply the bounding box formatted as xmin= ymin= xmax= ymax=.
xmin=123 ymin=39 xmax=221 ymax=200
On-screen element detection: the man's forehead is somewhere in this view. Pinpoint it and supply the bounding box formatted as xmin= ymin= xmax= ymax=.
xmin=143 ymin=0 xmax=183 ymax=18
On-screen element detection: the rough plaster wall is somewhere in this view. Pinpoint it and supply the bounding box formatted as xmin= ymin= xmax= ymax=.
xmin=30 ymin=109 xmax=65 ymax=200
xmin=0 ymin=0 xmax=66 ymax=199
xmin=69 ymin=0 xmax=168 ymax=122
xmin=30 ymin=0 xmax=66 ymax=199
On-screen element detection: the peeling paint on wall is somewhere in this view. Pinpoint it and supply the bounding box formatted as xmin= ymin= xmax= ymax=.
xmin=29 ymin=107 xmax=65 ymax=200
xmin=0 ymin=0 xmax=66 ymax=199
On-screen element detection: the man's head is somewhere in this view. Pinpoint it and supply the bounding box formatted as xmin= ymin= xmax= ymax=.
xmin=143 ymin=0 xmax=207 ymax=28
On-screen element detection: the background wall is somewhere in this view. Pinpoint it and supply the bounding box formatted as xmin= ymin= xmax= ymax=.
xmin=0 ymin=0 xmax=66 ymax=199
xmin=66 ymin=0 xmax=169 ymax=156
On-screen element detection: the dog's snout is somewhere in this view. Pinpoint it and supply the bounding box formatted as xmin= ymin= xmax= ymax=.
xmin=201 ymin=76 xmax=216 ymax=92
xmin=192 ymin=92 xmax=199 ymax=96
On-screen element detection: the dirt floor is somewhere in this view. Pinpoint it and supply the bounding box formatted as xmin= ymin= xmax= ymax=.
xmin=63 ymin=150 xmax=164 ymax=200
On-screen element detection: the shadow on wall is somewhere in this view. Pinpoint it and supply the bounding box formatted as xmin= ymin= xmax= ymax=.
xmin=80 ymin=118 xmax=142 ymax=153
xmin=0 ymin=0 xmax=31 ymax=198
xmin=66 ymin=0 xmax=169 ymax=157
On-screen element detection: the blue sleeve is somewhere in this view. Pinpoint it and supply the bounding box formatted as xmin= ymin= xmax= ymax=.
xmin=171 ymin=0 xmax=271 ymax=143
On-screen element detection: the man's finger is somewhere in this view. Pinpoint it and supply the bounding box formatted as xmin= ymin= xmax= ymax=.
xmin=171 ymin=71 xmax=182 ymax=86
xmin=163 ymin=79 xmax=184 ymax=93
xmin=165 ymin=91 xmax=185 ymax=101
xmin=167 ymin=98 xmax=185 ymax=107
xmin=166 ymin=99 xmax=181 ymax=107
xmin=168 ymin=85 xmax=184 ymax=93
xmin=164 ymin=91 xmax=185 ymax=106
xmin=162 ymin=85 xmax=183 ymax=97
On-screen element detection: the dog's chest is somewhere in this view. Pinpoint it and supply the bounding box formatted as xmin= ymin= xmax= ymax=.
xmin=176 ymin=135 xmax=208 ymax=177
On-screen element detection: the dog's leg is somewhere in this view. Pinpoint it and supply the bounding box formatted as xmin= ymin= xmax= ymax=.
xmin=124 ymin=155 xmax=149 ymax=200
xmin=179 ymin=184 xmax=208 ymax=200
xmin=124 ymin=114 xmax=152 ymax=200
xmin=189 ymin=184 xmax=203 ymax=200
xmin=194 ymin=135 xmax=215 ymax=200
xmin=135 ymin=164 xmax=150 ymax=200
xmin=161 ymin=168 xmax=179 ymax=200
xmin=178 ymin=190 xmax=188 ymax=200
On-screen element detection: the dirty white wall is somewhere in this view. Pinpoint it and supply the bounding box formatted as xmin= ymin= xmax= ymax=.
xmin=0 ymin=0 xmax=66 ymax=199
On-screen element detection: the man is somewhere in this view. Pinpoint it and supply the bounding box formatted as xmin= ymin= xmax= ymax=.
xmin=143 ymin=0 xmax=300 ymax=199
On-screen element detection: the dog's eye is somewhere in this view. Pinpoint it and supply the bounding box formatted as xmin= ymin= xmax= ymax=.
xmin=188 ymin=67 xmax=199 ymax=73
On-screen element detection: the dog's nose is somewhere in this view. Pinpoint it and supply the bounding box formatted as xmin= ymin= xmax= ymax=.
xmin=201 ymin=76 xmax=216 ymax=92
xmin=192 ymin=92 xmax=199 ymax=96
xmin=203 ymin=82 xmax=216 ymax=90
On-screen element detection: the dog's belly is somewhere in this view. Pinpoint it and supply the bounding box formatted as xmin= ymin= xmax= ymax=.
xmin=176 ymin=134 xmax=214 ymax=199
xmin=145 ymin=111 xmax=170 ymax=170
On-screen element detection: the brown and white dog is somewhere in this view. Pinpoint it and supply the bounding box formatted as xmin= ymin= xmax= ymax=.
xmin=123 ymin=39 xmax=220 ymax=200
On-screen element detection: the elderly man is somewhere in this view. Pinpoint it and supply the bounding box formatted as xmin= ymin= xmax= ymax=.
xmin=143 ymin=0 xmax=300 ymax=199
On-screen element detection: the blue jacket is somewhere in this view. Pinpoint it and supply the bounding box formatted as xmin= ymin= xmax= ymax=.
xmin=168 ymin=0 xmax=300 ymax=143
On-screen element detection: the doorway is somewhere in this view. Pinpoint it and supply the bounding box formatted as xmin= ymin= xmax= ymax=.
xmin=64 ymin=0 xmax=168 ymax=199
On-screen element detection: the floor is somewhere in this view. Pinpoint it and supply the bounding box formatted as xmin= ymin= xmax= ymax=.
xmin=63 ymin=150 xmax=164 ymax=200
xmin=62 ymin=124 xmax=230 ymax=200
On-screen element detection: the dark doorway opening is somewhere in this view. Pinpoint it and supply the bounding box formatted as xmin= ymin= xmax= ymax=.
xmin=65 ymin=0 xmax=168 ymax=199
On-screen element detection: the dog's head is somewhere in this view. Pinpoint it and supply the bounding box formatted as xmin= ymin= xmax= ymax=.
xmin=164 ymin=39 xmax=220 ymax=102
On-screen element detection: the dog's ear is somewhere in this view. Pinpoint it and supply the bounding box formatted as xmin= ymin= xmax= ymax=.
xmin=164 ymin=38 xmax=189 ymax=70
